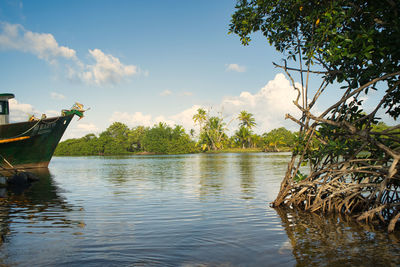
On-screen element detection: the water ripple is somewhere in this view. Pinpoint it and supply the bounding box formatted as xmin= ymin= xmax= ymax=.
xmin=0 ymin=153 xmax=399 ymax=266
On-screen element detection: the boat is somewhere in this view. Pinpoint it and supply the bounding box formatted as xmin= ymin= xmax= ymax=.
xmin=0 ymin=93 xmax=85 ymax=170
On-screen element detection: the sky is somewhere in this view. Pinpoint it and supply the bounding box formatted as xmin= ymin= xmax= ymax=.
xmin=0 ymin=0 xmax=394 ymax=140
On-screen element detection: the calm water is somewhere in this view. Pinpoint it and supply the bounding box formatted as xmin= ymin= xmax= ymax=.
xmin=0 ymin=153 xmax=400 ymax=266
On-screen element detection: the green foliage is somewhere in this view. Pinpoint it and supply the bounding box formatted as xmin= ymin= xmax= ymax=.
xmin=234 ymin=125 xmax=251 ymax=149
xmin=263 ymin=127 xmax=296 ymax=151
xmin=100 ymin=122 xmax=133 ymax=154
xmin=191 ymin=109 xmax=296 ymax=151
xmin=55 ymin=122 xmax=197 ymax=156
xmin=142 ymin=123 xmax=197 ymax=154
xmin=238 ymin=110 xmax=256 ymax=129
xmin=193 ymin=109 xmax=228 ymax=151
xmin=129 ymin=126 xmax=147 ymax=151
xmin=56 ymin=110 xmax=297 ymax=156
xmin=55 ymin=134 xmax=103 ymax=156
xmin=294 ymin=118 xmax=398 ymax=171
xmin=231 ymin=1 xmax=400 ymax=227
xmin=294 ymin=171 xmax=307 ymax=182
xmin=229 ymin=0 xmax=400 ymax=118
xmin=193 ymin=108 xmax=207 ymax=130
xmin=235 ymin=110 xmax=256 ymax=148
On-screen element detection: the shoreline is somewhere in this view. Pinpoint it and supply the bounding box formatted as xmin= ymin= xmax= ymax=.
xmin=54 ymin=147 xmax=293 ymax=157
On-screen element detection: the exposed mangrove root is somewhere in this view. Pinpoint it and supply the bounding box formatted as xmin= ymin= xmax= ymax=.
xmin=272 ymin=63 xmax=400 ymax=232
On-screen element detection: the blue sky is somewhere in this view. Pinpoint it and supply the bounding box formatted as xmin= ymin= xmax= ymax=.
xmin=0 ymin=0 xmax=393 ymax=139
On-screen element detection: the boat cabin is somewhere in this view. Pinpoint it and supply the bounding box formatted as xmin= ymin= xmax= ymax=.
xmin=0 ymin=93 xmax=14 ymax=125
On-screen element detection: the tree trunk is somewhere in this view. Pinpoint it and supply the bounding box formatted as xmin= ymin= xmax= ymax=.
xmin=272 ymin=64 xmax=400 ymax=232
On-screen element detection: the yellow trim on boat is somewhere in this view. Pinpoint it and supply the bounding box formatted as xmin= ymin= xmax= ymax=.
xmin=0 ymin=136 xmax=30 ymax=144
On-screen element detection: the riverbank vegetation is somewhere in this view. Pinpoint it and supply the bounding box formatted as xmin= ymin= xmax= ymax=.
xmin=55 ymin=110 xmax=297 ymax=156
xmin=230 ymin=0 xmax=400 ymax=231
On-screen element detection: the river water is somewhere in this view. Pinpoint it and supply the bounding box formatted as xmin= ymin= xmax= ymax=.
xmin=0 ymin=153 xmax=399 ymax=266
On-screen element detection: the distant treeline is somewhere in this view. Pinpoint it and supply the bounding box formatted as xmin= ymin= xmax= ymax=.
xmin=55 ymin=110 xmax=298 ymax=155
xmin=55 ymin=108 xmax=393 ymax=156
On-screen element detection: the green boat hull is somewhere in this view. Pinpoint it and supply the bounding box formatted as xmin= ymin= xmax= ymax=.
xmin=0 ymin=114 xmax=74 ymax=169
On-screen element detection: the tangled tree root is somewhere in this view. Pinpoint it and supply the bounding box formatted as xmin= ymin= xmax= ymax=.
xmin=272 ymin=65 xmax=400 ymax=232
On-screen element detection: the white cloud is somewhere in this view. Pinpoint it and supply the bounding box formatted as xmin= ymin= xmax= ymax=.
xmin=160 ymin=90 xmax=172 ymax=96
xmin=219 ymin=73 xmax=301 ymax=133
xmin=9 ymin=98 xmax=68 ymax=122
xmin=6 ymin=97 xmax=98 ymax=140
xmin=58 ymin=73 xmax=303 ymax=140
xmin=109 ymin=111 xmax=154 ymax=127
xmin=45 ymin=110 xmax=61 ymax=117
xmin=226 ymin=63 xmax=246 ymax=73
xmin=109 ymin=105 xmax=201 ymax=131
xmin=154 ymin=115 xmax=175 ymax=126
xmin=49 ymin=73 xmax=303 ymax=140
xmin=50 ymin=92 xmax=65 ymax=100
xmin=106 ymin=74 xmax=302 ymax=135
xmin=78 ymin=49 xmax=137 ymax=85
xmin=169 ymin=105 xmax=201 ymax=130
xmin=62 ymin=122 xmax=100 ymax=140
xmin=0 ymin=22 xmax=76 ymax=64
xmin=76 ymin=122 xmax=99 ymax=132
xmin=8 ymin=98 xmax=39 ymax=122
xmin=0 ymin=22 xmax=140 ymax=86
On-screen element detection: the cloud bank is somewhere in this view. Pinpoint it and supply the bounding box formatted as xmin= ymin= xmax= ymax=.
xmin=62 ymin=122 xmax=100 ymax=140
xmin=0 ymin=22 xmax=76 ymax=63
xmin=109 ymin=74 xmax=301 ymax=135
xmin=219 ymin=73 xmax=301 ymax=132
xmin=73 ymin=49 xmax=138 ymax=85
xmin=7 ymin=74 xmax=302 ymax=139
xmin=0 ymin=22 xmax=139 ymax=86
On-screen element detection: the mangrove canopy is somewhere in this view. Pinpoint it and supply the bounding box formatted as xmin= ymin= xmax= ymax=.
xmin=230 ymin=0 xmax=400 ymax=231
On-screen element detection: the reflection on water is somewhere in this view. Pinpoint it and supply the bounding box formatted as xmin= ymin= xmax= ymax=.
xmin=0 ymin=153 xmax=399 ymax=266
xmin=276 ymin=206 xmax=400 ymax=266
xmin=238 ymin=154 xmax=256 ymax=199
xmin=198 ymin=154 xmax=226 ymax=197
xmin=0 ymin=169 xmax=84 ymax=266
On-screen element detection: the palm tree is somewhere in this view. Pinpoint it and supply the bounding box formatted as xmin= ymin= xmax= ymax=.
xmin=193 ymin=108 xmax=207 ymax=133
xmin=234 ymin=126 xmax=251 ymax=148
xmin=238 ymin=110 xmax=256 ymax=130
xmin=237 ymin=110 xmax=256 ymax=148
xmin=204 ymin=116 xmax=226 ymax=150
xmin=172 ymin=125 xmax=185 ymax=139
xmin=193 ymin=108 xmax=229 ymax=151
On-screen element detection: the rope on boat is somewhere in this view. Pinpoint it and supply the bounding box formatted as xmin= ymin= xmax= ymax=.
xmin=2 ymin=102 xmax=87 ymax=142
xmin=4 ymin=112 xmax=69 ymax=141
xmin=42 ymin=116 xmax=61 ymax=124
xmin=0 ymin=119 xmax=42 ymax=141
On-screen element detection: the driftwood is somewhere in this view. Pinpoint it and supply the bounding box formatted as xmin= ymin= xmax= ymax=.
xmin=272 ymin=62 xmax=400 ymax=232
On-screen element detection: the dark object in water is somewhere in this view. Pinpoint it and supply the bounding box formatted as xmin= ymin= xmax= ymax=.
xmin=0 ymin=94 xmax=86 ymax=170
xmin=24 ymin=171 xmax=40 ymax=182
xmin=8 ymin=172 xmax=28 ymax=185
xmin=6 ymin=171 xmax=39 ymax=195
xmin=7 ymin=171 xmax=39 ymax=185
